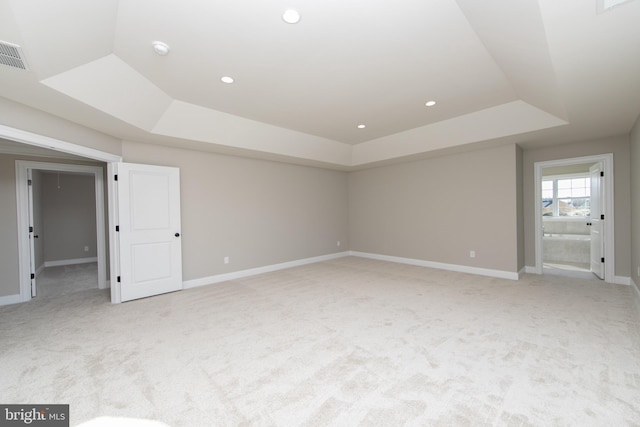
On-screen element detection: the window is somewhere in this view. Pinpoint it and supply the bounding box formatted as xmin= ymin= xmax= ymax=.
xmin=542 ymin=176 xmax=591 ymax=217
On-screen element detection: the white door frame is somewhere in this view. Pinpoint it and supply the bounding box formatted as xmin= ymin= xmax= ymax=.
xmin=16 ymin=162 xmax=107 ymax=301
xmin=1 ymin=125 xmax=122 ymax=303
xmin=107 ymin=162 xmax=121 ymax=303
xmin=534 ymin=153 xmax=615 ymax=282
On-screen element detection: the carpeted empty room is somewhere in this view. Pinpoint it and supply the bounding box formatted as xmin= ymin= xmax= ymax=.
xmin=1 ymin=257 xmax=639 ymax=426
xmin=3 ymin=2 xmax=640 ymax=426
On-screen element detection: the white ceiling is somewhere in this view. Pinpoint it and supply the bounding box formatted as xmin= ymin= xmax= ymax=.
xmin=0 ymin=0 xmax=639 ymax=168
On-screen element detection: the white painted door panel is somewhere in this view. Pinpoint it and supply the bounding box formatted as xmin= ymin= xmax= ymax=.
xmin=589 ymin=163 xmax=604 ymax=279
xmin=117 ymin=163 xmax=182 ymax=302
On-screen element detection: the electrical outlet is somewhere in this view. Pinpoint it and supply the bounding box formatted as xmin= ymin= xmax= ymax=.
xmin=337 ymin=241 xmax=341 ymax=247
xmin=84 ymin=246 xmax=89 ymax=252
xmin=470 ymin=250 xmax=476 ymax=258
xmin=224 ymin=256 xmax=229 ymax=265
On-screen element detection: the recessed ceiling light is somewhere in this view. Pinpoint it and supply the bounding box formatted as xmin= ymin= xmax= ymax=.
xmin=282 ymin=9 xmax=301 ymax=24
xmin=151 ymin=41 xmax=170 ymax=56
xmin=357 ymin=124 xmax=366 ymax=129
xmin=221 ymin=76 xmax=234 ymax=84
xmin=425 ymin=100 xmax=436 ymax=107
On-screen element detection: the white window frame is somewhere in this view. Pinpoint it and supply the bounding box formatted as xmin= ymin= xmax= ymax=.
xmin=542 ymin=173 xmax=591 ymax=218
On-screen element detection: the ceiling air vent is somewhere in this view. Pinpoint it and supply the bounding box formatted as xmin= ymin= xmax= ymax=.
xmin=0 ymin=41 xmax=28 ymax=71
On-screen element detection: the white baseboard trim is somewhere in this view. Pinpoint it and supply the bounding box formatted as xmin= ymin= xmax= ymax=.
xmin=350 ymin=251 xmax=520 ymax=280
xmin=183 ymin=251 xmax=351 ymax=289
xmin=0 ymin=293 xmax=22 ymax=307
xmin=631 ymin=279 xmax=640 ymax=315
xmin=525 ymin=266 xmax=539 ymax=274
xmin=44 ymin=257 xmax=98 ymax=268
xmin=614 ymin=276 xmax=631 ymax=286
xmin=36 ymin=263 xmax=45 ymax=277
xmin=525 ymin=265 xmax=630 ymax=286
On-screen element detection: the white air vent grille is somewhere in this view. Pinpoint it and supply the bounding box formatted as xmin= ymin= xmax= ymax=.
xmin=0 ymin=41 xmax=28 ymax=71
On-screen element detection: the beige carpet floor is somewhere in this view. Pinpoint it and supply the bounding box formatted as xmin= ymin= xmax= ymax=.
xmin=35 ymin=263 xmax=99 ymax=298
xmin=1 ymin=257 xmax=640 ymax=426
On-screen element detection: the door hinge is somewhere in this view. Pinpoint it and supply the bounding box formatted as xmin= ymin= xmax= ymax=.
xmin=117 ymin=276 xmax=121 ymax=283
xmin=29 ymin=226 xmax=33 ymax=233
xmin=114 ymin=174 xmax=118 ymax=181
xmin=600 ymin=171 xmax=604 ymax=177
xmin=30 ymin=273 xmax=35 ymax=280
xmin=27 ymin=179 xmax=32 ymax=186
xmin=601 ymin=257 xmax=605 ymax=263
xmin=115 ymin=225 xmax=119 ymax=232
xmin=601 ymin=214 xmax=604 ymax=220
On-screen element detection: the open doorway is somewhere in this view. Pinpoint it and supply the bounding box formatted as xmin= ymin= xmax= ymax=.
xmin=4 ymin=125 xmax=184 ymax=305
xmin=16 ymin=161 xmax=107 ymax=302
xmin=1 ymin=124 xmax=122 ymax=305
xmin=31 ymin=170 xmax=101 ymax=298
xmin=534 ymin=154 xmax=615 ymax=282
xmin=540 ymin=163 xmax=600 ymax=279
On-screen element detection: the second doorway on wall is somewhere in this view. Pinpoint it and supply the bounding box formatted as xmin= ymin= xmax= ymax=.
xmin=31 ymin=170 xmax=101 ymax=298
xmin=16 ymin=160 xmax=108 ymax=303
xmin=535 ymin=154 xmax=613 ymax=282
xmin=541 ymin=162 xmax=602 ymax=279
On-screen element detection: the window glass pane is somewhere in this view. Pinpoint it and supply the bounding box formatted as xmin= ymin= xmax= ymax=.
xmin=558 ymin=198 xmax=590 ymax=216
xmin=542 ymin=176 xmax=591 ymax=217
xmin=542 ymin=198 xmax=553 ymax=216
xmin=558 ymin=189 xmax=572 ymax=198
xmin=572 ymin=178 xmax=587 ymax=188
xmin=558 ymin=199 xmax=571 ymax=216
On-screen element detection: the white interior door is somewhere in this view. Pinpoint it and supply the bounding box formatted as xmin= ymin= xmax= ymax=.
xmin=116 ymin=163 xmax=183 ymax=302
xmin=589 ymin=163 xmax=604 ymax=279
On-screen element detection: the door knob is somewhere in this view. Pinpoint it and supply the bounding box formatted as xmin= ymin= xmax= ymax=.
xmin=175 ymin=232 xmax=180 ymax=237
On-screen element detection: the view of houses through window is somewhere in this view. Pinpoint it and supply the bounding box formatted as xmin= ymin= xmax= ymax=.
xmin=542 ymin=175 xmax=591 ymax=217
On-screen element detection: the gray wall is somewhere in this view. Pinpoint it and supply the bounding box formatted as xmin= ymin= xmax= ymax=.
xmin=522 ymin=136 xmax=631 ymax=276
xmin=121 ymin=141 xmax=350 ymax=282
xmin=516 ymin=145 xmax=525 ymax=271
xmin=631 ymin=116 xmax=640 ymax=289
xmin=0 ymin=154 xmax=20 ymax=297
xmin=348 ymin=144 xmax=522 ymax=274
xmin=41 ymin=172 xmax=97 ymax=263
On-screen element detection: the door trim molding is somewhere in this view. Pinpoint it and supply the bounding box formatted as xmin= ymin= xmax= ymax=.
xmin=1 ymin=124 xmax=122 ymax=304
xmin=16 ymin=161 xmax=108 ymax=302
xmin=0 ymin=125 xmax=121 ymax=162
xmin=107 ymin=162 xmax=121 ymax=304
xmin=534 ymin=153 xmax=615 ymax=282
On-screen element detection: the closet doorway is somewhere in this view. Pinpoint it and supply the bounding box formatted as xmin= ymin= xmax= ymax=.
xmin=16 ymin=161 xmax=107 ymax=300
